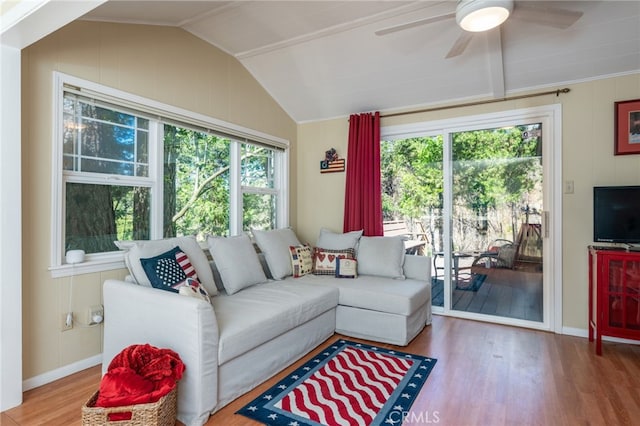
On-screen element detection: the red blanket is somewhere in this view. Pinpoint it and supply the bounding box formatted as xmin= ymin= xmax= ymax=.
xmin=96 ymin=344 xmax=185 ymax=416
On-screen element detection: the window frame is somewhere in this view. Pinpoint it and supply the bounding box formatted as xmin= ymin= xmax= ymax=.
xmin=238 ymin=142 xmax=282 ymax=231
xmin=50 ymin=72 xmax=289 ymax=277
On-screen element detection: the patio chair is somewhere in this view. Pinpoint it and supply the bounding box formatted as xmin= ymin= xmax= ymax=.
xmin=383 ymin=220 xmax=428 ymax=255
xmin=472 ymin=239 xmax=518 ymax=269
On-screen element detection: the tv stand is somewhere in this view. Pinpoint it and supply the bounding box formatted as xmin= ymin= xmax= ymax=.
xmin=588 ymin=246 xmax=640 ymax=355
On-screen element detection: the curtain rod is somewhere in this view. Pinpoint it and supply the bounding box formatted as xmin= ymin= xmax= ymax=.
xmin=380 ymin=88 xmax=570 ymax=119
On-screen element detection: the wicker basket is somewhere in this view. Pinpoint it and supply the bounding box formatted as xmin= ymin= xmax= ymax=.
xmin=81 ymin=387 xmax=177 ymax=426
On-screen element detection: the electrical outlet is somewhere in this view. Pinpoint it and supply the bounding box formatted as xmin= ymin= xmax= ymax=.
xmin=88 ymin=305 xmax=104 ymax=325
xmin=61 ymin=312 xmax=73 ymax=331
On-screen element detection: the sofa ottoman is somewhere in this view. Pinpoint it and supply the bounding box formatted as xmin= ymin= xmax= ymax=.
xmin=291 ymin=254 xmax=431 ymax=345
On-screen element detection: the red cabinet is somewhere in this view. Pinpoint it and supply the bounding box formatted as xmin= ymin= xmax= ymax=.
xmin=589 ymin=246 xmax=640 ymax=355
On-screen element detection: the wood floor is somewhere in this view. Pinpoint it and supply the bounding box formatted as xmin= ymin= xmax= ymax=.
xmin=3 ymin=315 xmax=640 ymax=426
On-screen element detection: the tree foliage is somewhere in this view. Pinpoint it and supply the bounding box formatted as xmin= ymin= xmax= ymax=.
xmin=163 ymin=126 xmax=231 ymax=239
xmin=381 ymin=124 xmax=542 ymax=253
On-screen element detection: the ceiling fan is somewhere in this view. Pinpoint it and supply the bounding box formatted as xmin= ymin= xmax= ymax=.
xmin=375 ymin=0 xmax=583 ymax=59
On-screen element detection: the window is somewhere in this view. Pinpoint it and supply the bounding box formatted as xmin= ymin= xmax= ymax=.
xmin=63 ymin=94 xmax=154 ymax=254
xmin=163 ymin=125 xmax=231 ymax=240
xmin=52 ymin=73 xmax=289 ymax=275
xmin=241 ymin=143 xmax=278 ymax=231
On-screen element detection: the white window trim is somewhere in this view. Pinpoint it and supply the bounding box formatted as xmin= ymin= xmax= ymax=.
xmin=229 ymin=141 xmax=242 ymax=235
xmin=50 ymin=72 xmax=289 ymax=277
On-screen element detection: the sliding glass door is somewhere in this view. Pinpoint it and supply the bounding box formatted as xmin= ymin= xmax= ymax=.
xmin=448 ymin=124 xmax=543 ymax=322
xmin=381 ymin=105 xmax=559 ymax=331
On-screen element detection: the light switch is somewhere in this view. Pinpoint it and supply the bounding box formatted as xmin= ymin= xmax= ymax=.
xmin=565 ymin=180 xmax=574 ymax=194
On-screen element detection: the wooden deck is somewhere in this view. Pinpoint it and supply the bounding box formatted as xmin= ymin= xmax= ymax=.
xmin=432 ymin=262 xmax=543 ymax=322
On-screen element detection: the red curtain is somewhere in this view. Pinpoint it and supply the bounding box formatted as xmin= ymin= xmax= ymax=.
xmin=343 ymin=111 xmax=383 ymax=236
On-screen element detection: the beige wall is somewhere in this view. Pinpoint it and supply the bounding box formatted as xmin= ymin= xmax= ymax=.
xmin=21 ymin=21 xmax=296 ymax=380
xmin=296 ymin=74 xmax=640 ymax=331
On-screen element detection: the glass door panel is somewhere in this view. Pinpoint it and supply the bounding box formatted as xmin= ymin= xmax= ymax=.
xmin=449 ymin=124 xmax=544 ymax=322
xmin=380 ymin=136 xmax=445 ymax=307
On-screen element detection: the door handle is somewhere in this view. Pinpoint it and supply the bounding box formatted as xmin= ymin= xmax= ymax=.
xmin=541 ymin=211 xmax=549 ymax=238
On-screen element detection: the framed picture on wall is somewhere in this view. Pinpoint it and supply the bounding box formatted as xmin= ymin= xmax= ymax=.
xmin=615 ymin=98 xmax=640 ymax=155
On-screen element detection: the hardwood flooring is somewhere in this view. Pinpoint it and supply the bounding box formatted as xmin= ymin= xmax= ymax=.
xmin=3 ymin=315 xmax=640 ymax=425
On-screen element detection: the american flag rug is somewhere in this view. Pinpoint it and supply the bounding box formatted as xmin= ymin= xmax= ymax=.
xmin=236 ymin=339 xmax=436 ymax=426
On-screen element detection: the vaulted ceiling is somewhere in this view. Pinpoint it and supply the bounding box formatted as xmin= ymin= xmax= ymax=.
xmin=82 ymin=1 xmax=640 ymax=123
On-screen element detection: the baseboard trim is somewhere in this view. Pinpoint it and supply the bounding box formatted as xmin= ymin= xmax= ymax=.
xmin=561 ymin=326 xmax=588 ymax=338
xmin=22 ymin=354 xmax=102 ymax=391
xmin=562 ymin=326 xmax=640 ymax=346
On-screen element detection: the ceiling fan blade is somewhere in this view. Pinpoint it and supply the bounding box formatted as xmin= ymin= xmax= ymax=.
xmin=375 ymin=12 xmax=455 ymax=36
xmin=445 ymin=32 xmax=474 ymax=59
xmin=511 ymin=2 xmax=583 ymax=29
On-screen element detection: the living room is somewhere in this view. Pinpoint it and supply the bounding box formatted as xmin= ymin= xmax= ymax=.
xmin=2 ymin=1 xmax=640 ymax=423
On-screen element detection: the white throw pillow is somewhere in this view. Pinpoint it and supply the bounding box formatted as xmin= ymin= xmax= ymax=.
xmin=207 ymin=234 xmax=267 ymax=295
xmin=316 ymin=228 xmax=363 ymax=251
xmin=252 ymin=228 xmax=301 ymax=280
xmin=357 ymin=236 xmax=406 ymax=279
xmin=123 ymin=236 xmax=218 ymax=296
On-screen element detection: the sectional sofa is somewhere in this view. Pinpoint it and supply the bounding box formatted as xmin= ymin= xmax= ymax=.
xmin=102 ymin=228 xmax=432 ymax=425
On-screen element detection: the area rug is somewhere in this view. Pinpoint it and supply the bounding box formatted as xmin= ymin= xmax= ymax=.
xmin=455 ymin=273 xmax=487 ymax=291
xmin=236 ymin=339 xmax=437 ymax=426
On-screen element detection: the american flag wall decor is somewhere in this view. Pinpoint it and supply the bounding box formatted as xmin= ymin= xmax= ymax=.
xmin=320 ymin=158 xmax=345 ymax=173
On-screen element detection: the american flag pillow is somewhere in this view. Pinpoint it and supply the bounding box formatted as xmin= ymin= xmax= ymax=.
xmin=140 ymin=246 xmax=200 ymax=293
xmin=175 ymin=249 xmax=198 ymax=281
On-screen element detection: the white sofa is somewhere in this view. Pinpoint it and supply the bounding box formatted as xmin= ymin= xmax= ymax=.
xmin=102 ymin=230 xmax=432 ymax=426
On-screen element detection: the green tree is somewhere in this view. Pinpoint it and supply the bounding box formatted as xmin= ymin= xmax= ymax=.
xmin=452 ymin=126 xmax=540 ymax=243
xmin=381 ymin=136 xmax=444 ymax=253
xmin=381 ymin=124 xmax=541 ymax=253
xmin=163 ymin=126 xmax=231 ymax=239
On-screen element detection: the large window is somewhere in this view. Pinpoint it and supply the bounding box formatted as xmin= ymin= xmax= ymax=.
xmin=52 ymin=73 xmax=288 ymax=274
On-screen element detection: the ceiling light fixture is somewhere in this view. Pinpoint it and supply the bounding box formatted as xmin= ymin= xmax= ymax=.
xmin=456 ymin=0 xmax=514 ymax=32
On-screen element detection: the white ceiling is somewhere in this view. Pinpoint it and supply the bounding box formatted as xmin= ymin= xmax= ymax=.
xmin=81 ymin=0 xmax=640 ymax=123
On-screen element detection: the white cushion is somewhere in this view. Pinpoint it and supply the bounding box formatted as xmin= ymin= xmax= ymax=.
xmin=252 ymin=228 xmax=301 ymax=280
xmin=213 ymin=280 xmax=339 ymax=364
xmin=207 ymin=234 xmax=267 ymax=295
xmin=316 ymin=228 xmax=363 ymax=250
xmin=403 ymin=254 xmax=432 ymax=281
xmin=123 ymin=236 xmax=218 ymax=296
xmin=357 ymin=236 xmax=406 ymax=279
xmin=296 ymin=274 xmax=428 ymax=315
xmin=336 ymin=304 xmax=429 ymax=346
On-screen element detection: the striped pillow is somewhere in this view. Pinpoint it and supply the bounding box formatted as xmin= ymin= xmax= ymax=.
xmin=176 ymin=249 xmax=198 ymax=280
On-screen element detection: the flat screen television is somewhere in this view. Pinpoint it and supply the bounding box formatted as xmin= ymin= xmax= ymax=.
xmin=593 ymin=186 xmax=640 ymax=243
